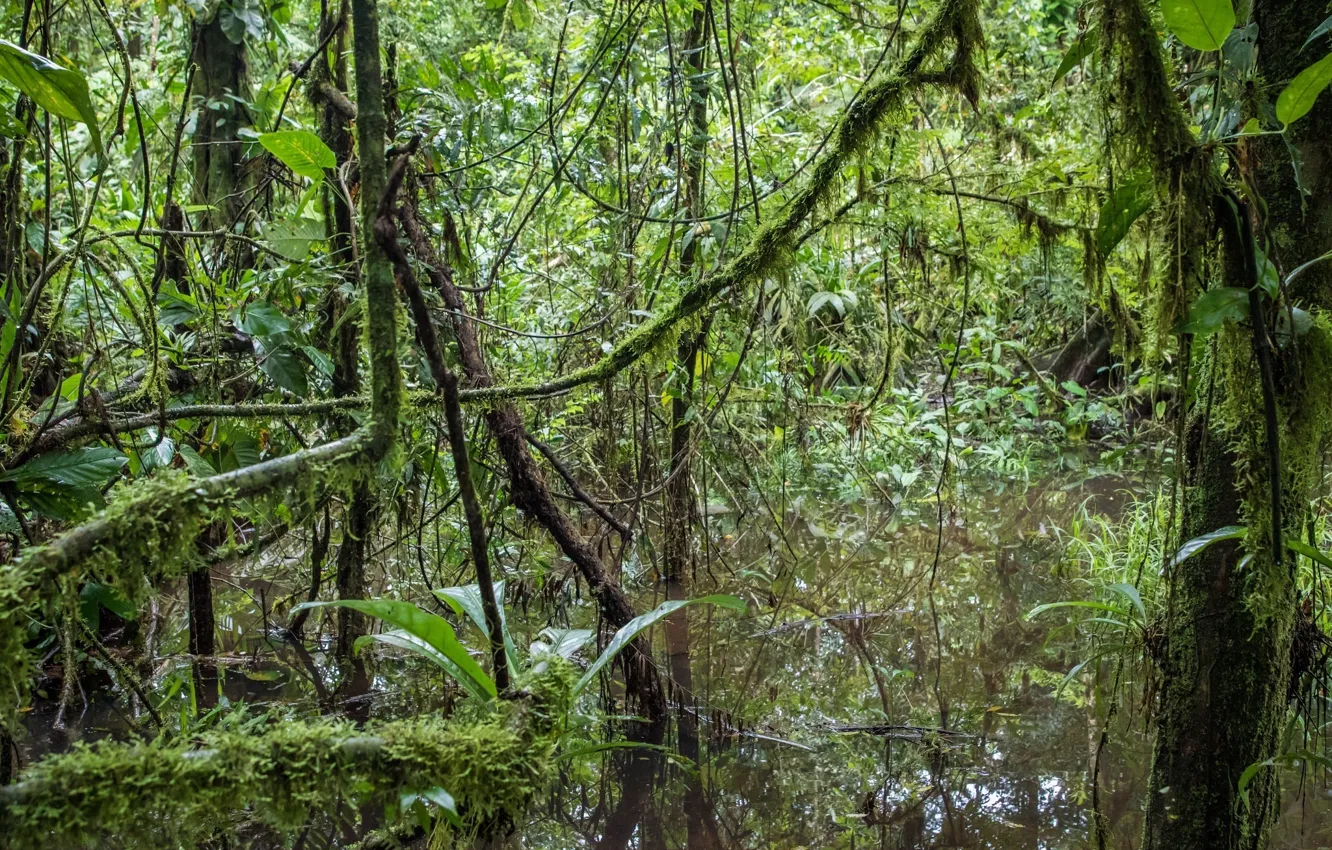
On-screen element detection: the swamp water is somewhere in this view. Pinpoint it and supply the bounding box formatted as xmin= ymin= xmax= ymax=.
xmin=20 ymin=450 xmax=1332 ymax=848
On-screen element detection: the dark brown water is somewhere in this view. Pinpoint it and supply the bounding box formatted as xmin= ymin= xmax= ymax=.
xmin=20 ymin=450 xmax=1332 ymax=848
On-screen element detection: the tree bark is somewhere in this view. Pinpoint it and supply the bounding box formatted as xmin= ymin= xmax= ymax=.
xmin=189 ymin=17 xmax=251 ymax=233
xmin=1140 ymin=0 xmax=1332 ymax=846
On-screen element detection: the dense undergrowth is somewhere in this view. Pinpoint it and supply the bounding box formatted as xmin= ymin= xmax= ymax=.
xmin=0 ymin=0 xmax=1330 ymax=844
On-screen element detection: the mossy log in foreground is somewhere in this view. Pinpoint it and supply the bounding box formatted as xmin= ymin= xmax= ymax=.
xmin=0 ymin=666 xmax=571 ymax=849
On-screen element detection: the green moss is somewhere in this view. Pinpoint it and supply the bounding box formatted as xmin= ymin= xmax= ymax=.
xmin=0 ymin=664 xmax=573 ymax=849
xmin=0 ymin=433 xmax=385 ymax=730
xmin=0 ymin=472 xmax=208 ymax=729
xmin=1206 ymin=319 xmax=1332 ymax=623
xmin=1099 ymin=0 xmax=1221 ymax=346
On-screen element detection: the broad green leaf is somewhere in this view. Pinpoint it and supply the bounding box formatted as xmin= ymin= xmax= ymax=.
xmin=1175 ymin=287 xmax=1249 ymax=335
xmin=356 ymin=630 xmax=493 ymax=702
xmin=1160 ymin=0 xmax=1235 ymax=51
xmin=1284 ymin=537 xmax=1332 ymax=570
xmin=398 ymin=786 xmax=461 ymax=829
xmin=533 ymin=627 xmax=595 ymax=659
xmin=510 ymin=0 xmax=534 ymax=29
xmin=265 ymin=217 xmax=325 ymax=260
xmin=136 ymin=434 xmax=175 ymax=474
xmin=0 ymin=447 xmax=126 ymax=487
xmin=1052 ymin=30 xmax=1097 ymax=85
xmin=433 ymin=582 xmax=518 ymax=673
xmin=1255 ymin=247 xmax=1279 ymax=298
xmin=1095 ymin=173 xmax=1153 ymax=256
xmin=237 ymin=301 xmax=292 ymax=338
xmin=177 ymin=445 xmax=218 ymax=478
xmin=0 ymin=41 xmax=101 ymax=154
xmin=1108 ymin=582 xmax=1145 ymax=621
xmin=79 ymin=582 xmax=136 ymax=632
xmin=0 ymin=501 xmax=19 ymax=535
xmin=302 ymin=345 xmax=335 ymax=377
xmin=23 ymin=486 xmax=102 ymax=520
xmin=258 ymin=130 xmax=336 ymax=180
xmin=218 ymin=0 xmax=265 ymax=44
xmin=1172 ymin=525 xmax=1246 ymax=566
xmin=223 ymin=435 xmax=262 ymax=471
xmin=574 ymin=595 xmax=745 ymax=695
xmin=1302 ymin=15 xmax=1332 ymax=52
xmin=1276 ymin=52 xmax=1332 ymax=125
xmin=1222 ymin=23 xmax=1258 ymax=74
xmin=258 ymin=344 xmax=309 ymax=397
xmin=294 ymin=599 xmax=497 ymax=698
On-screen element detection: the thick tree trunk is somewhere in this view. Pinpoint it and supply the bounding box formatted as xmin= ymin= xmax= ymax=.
xmin=190 ymin=18 xmax=251 ymax=232
xmin=1144 ymin=412 xmax=1296 ymax=850
xmin=1142 ymin=1 xmax=1332 ymax=846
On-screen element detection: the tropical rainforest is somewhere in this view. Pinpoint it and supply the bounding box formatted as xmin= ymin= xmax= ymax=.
xmin=0 ymin=0 xmax=1329 ymax=845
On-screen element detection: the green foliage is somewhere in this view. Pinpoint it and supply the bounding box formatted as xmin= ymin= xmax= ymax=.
xmin=573 ymin=594 xmax=746 ymax=695
xmin=258 ymin=130 xmax=337 ymax=180
xmin=1051 ymin=30 xmax=1098 ymax=84
xmin=295 ymin=598 xmax=498 ymax=699
xmin=0 ymin=447 xmax=126 ymax=488
xmin=0 ymin=0 xmax=1313 ymax=842
xmin=1172 ymin=524 xmax=1247 ymax=565
xmin=328 ymin=588 xmax=745 ymax=701
xmin=1160 ymin=0 xmax=1234 ymax=51
xmin=1276 ymin=52 xmax=1332 ymax=125
xmin=0 ymin=40 xmax=99 ymax=153
xmin=1175 ymin=287 xmax=1249 ymax=335
xmin=0 ymin=662 xmax=573 ymax=848
xmin=1095 ymin=171 xmax=1153 ymax=256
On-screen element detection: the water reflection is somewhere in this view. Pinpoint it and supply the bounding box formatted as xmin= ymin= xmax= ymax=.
xmin=536 ymin=460 xmax=1155 ymax=850
xmin=18 ymin=455 xmax=1332 ymax=848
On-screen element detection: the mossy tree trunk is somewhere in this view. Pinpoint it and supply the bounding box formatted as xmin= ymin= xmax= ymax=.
xmin=663 ymin=7 xmax=720 ymax=849
xmin=189 ymin=17 xmax=252 ymax=233
xmin=1142 ymin=0 xmax=1332 ymax=846
xmin=185 ymin=13 xmax=254 ymax=705
xmin=664 ymin=0 xmax=708 ymax=733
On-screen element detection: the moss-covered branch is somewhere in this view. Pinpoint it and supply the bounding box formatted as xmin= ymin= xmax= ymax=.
xmin=461 ymin=0 xmax=982 ymax=403
xmin=0 ymin=665 xmax=572 ymax=849
xmin=0 ymin=0 xmax=406 ymax=732
xmin=0 ymin=434 xmax=366 ymax=726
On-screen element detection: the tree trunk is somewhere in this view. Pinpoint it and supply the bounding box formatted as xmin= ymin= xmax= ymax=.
xmin=664 ymin=8 xmax=716 ymax=847
xmin=1142 ymin=0 xmax=1332 ymax=846
xmin=189 ymin=17 xmax=251 ymax=232
xmin=188 ymin=553 xmax=217 ymax=710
